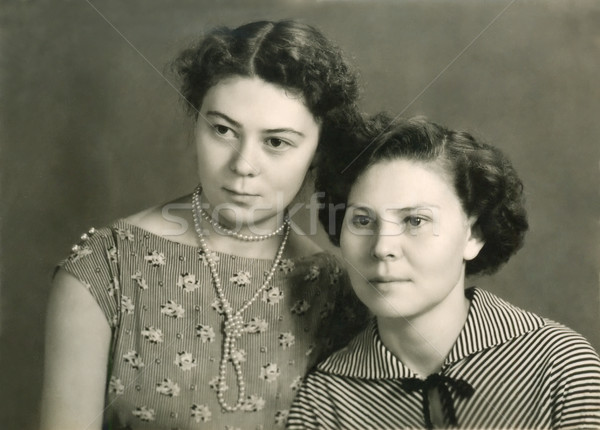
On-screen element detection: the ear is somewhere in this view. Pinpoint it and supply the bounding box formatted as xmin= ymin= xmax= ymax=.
xmin=463 ymin=218 xmax=485 ymax=261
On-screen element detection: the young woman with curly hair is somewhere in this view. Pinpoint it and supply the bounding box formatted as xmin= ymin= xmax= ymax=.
xmin=287 ymin=115 xmax=600 ymax=429
xmin=41 ymin=20 xmax=363 ymax=430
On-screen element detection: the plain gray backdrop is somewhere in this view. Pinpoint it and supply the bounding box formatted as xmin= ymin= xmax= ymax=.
xmin=2 ymin=1 xmax=599 ymax=429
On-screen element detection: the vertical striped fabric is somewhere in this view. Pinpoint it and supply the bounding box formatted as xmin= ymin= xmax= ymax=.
xmin=59 ymin=221 xmax=348 ymax=430
xmin=287 ymin=288 xmax=600 ymax=429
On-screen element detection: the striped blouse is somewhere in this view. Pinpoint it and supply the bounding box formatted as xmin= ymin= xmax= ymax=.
xmin=60 ymin=220 xmax=347 ymax=430
xmin=287 ymin=288 xmax=600 ymax=429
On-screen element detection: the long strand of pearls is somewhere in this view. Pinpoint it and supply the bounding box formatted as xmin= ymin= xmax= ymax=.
xmin=191 ymin=188 xmax=290 ymax=412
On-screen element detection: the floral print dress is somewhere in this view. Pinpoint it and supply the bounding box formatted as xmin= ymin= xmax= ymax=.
xmin=59 ymin=220 xmax=346 ymax=430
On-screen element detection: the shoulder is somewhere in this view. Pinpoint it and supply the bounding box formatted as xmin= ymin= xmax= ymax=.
xmin=123 ymin=194 xmax=197 ymax=246
xmin=284 ymin=229 xmax=324 ymax=259
xmin=285 ymin=248 xmax=344 ymax=286
xmin=536 ymin=319 xmax=600 ymax=359
xmin=472 ymin=289 xmax=599 ymax=359
xmin=61 ymin=225 xmax=117 ymax=265
xmin=316 ymin=321 xmax=381 ymax=376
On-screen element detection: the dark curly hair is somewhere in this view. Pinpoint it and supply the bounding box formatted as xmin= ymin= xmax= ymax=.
xmin=317 ymin=114 xmax=529 ymax=276
xmin=172 ymin=20 xmax=361 ymax=154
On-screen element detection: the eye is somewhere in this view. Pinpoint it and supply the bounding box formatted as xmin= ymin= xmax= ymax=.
xmin=212 ymin=124 xmax=236 ymax=138
xmin=265 ymin=137 xmax=292 ymax=151
xmin=404 ymin=216 xmax=426 ymax=228
xmin=351 ymin=215 xmax=375 ymax=228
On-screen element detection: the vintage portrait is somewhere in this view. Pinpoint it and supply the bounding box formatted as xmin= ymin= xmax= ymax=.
xmin=1 ymin=1 xmax=599 ymax=429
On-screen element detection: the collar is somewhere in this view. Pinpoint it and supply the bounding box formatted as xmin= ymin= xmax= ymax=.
xmin=317 ymin=287 xmax=546 ymax=379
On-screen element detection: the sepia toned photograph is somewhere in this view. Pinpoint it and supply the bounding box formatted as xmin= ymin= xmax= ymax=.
xmin=1 ymin=0 xmax=599 ymax=429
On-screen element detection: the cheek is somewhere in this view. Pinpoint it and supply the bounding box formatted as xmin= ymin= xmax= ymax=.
xmin=281 ymin=150 xmax=315 ymax=177
xmin=413 ymin=237 xmax=466 ymax=278
xmin=272 ymin=156 xmax=315 ymax=197
xmin=340 ymin=228 xmax=369 ymax=265
xmin=195 ymin=142 xmax=213 ymax=169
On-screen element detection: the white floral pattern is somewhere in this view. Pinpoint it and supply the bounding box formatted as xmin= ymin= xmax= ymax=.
xmin=241 ymin=394 xmax=266 ymax=412
xmin=69 ymin=244 xmax=92 ymax=262
xmin=262 ymin=287 xmax=284 ymax=305
xmin=131 ymin=271 xmax=148 ymax=290
xmin=230 ymin=270 xmax=252 ymax=287
xmin=141 ymin=326 xmax=164 ymax=344
xmin=290 ymin=299 xmax=311 ymax=315
xmin=160 ymin=300 xmax=184 ymax=318
xmin=279 ymin=258 xmax=295 ymax=274
xmin=209 ymin=376 xmax=228 ymax=392
xmin=198 ymin=249 xmax=220 ymax=266
xmin=115 ymin=227 xmax=134 ymax=241
xmin=320 ymin=301 xmax=336 ymax=319
xmin=190 ymin=404 xmax=211 ymax=423
xmin=60 ymin=223 xmax=347 ymax=429
xmin=121 ymin=295 xmax=134 ymax=314
xmin=278 ymin=332 xmax=295 ymax=349
xmin=132 ymin=406 xmax=155 ymax=422
xmin=195 ymin=324 xmax=215 ymax=343
xmin=275 ymin=409 xmax=289 ymax=425
xmin=244 ymin=317 xmax=269 ymax=333
xmin=123 ymin=350 xmax=144 ymax=369
xmin=260 ymin=363 xmax=281 ymax=383
xmin=230 ymin=348 xmax=247 ymax=363
xmin=174 ymin=351 xmax=197 ymax=371
xmin=108 ymin=376 xmax=125 ymax=395
xmin=107 ymin=278 xmax=119 ymax=297
xmin=144 ymin=250 xmax=166 ymax=267
xmin=177 ymin=272 xmax=199 ymax=292
xmin=211 ymin=298 xmax=225 ymax=314
xmin=330 ymin=264 xmax=342 ymax=284
xmin=107 ymin=246 xmax=118 ymax=262
xmin=304 ymin=265 xmax=321 ymax=281
xmin=290 ymin=375 xmax=303 ymax=391
xmin=156 ymin=378 xmax=180 ymax=397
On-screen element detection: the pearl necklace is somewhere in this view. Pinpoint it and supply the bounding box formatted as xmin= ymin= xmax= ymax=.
xmin=194 ymin=185 xmax=289 ymax=242
xmin=191 ymin=189 xmax=291 ymax=412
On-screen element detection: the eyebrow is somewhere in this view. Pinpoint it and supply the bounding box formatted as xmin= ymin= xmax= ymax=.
xmin=347 ymin=204 xmax=439 ymax=212
xmin=205 ymin=110 xmax=305 ymax=137
xmin=206 ymin=111 xmax=241 ymax=128
xmin=263 ymin=128 xmax=305 ymax=137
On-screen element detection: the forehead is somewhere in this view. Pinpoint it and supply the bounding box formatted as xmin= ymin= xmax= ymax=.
xmin=200 ymin=76 xmax=318 ymax=126
xmin=348 ymin=159 xmax=459 ymax=208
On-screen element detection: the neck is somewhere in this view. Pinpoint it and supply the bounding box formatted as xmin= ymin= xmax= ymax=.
xmin=205 ymin=208 xmax=287 ymax=238
xmin=192 ymin=186 xmax=289 ymax=259
xmin=377 ymin=285 xmax=470 ymax=377
xmin=201 ymin=225 xmax=285 ymax=259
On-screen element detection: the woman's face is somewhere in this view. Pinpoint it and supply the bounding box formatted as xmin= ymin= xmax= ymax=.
xmin=340 ymin=159 xmax=484 ymax=320
xmin=195 ymin=76 xmax=320 ymax=229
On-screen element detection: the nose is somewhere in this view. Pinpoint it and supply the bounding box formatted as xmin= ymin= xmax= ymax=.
xmin=229 ymin=138 xmax=260 ymax=177
xmin=370 ymin=225 xmax=402 ymax=261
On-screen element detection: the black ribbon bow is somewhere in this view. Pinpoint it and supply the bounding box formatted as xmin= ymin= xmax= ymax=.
xmin=402 ymin=374 xmax=474 ymax=429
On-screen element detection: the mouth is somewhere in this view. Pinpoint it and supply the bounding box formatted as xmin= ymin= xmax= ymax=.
xmin=368 ymin=277 xmax=411 ymax=284
xmin=223 ymin=187 xmax=260 ymax=197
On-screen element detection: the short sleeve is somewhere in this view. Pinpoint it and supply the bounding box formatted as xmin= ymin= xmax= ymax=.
xmin=57 ymin=226 xmax=120 ymax=326
xmin=549 ymin=329 xmax=600 ymax=428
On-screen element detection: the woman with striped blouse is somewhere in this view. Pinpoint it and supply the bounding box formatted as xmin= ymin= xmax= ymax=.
xmin=287 ymin=115 xmax=600 ymax=429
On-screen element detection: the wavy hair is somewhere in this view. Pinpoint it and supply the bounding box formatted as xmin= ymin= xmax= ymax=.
xmin=172 ymin=20 xmax=361 ymax=154
xmin=317 ymin=114 xmax=528 ymax=276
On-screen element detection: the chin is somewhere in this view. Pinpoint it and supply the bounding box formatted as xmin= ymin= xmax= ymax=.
xmin=359 ymin=297 xmax=409 ymax=319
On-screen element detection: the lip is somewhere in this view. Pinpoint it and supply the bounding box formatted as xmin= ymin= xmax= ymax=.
xmin=368 ymin=277 xmax=411 ymax=284
xmin=223 ymin=187 xmax=260 ymax=197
